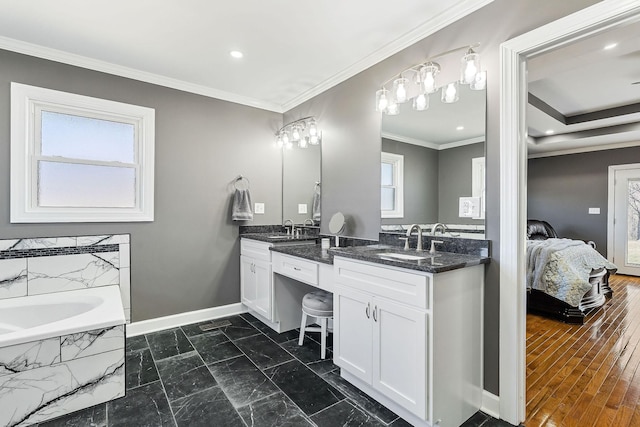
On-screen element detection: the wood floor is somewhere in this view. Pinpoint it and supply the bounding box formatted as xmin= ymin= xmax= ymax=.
xmin=526 ymin=274 xmax=640 ymax=427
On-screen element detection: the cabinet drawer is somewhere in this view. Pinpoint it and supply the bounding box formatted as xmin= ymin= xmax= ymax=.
xmin=240 ymin=239 xmax=272 ymax=261
xmin=334 ymin=258 xmax=429 ymax=309
xmin=272 ymin=252 xmax=318 ymax=286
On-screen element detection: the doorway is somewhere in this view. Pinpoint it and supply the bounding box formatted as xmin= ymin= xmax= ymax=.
xmin=499 ymin=2 xmax=640 ymax=425
xmin=609 ymin=164 xmax=640 ymax=276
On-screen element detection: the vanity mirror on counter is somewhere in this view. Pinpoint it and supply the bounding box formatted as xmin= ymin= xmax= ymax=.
xmin=381 ymin=81 xmax=487 ymax=238
xmin=281 ymin=120 xmax=321 ymax=226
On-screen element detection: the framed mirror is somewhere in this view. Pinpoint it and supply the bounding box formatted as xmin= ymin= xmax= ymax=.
xmin=380 ymin=83 xmax=487 ymax=238
xmin=282 ymin=143 xmax=321 ymax=225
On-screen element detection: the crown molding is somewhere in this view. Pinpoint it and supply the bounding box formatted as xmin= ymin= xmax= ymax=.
xmin=280 ymin=0 xmax=495 ymax=112
xmin=382 ymin=131 xmax=484 ymax=150
xmin=528 ymin=140 xmax=640 ymax=159
xmin=0 ymin=36 xmax=284 ymax=113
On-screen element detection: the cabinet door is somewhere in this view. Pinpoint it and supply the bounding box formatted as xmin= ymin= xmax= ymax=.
xmin=334 ymin=286 xmax=373 ymax=384
xmin=240 ymin=255 xmax=257 ymax=310
xmin=372 ymin=297 xmax=427 ymax=419
xmin=252 ymin=258 xmax=272 ymax=320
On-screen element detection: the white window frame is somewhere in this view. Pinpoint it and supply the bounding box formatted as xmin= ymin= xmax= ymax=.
xmin=11 ymin=82 xmax=155 ymax=223
xmin=381 ymin=151 xmax=404 ymax=218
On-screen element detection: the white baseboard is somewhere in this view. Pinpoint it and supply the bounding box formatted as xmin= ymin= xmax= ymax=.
xmin=481 ymin=390 xmax=500 ymax=419
xmin=126 ymin=303 xmax=246 ymax=337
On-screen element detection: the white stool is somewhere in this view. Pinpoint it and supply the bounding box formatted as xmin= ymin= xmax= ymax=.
xmin=298 ymin=290 xmax=333 ymax=359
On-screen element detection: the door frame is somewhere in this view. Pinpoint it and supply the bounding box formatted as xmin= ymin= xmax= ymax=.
xmin=608 ymin=163 xmax=640 ymax=271
xmin=499 ymin=1 xmax=640 ymax=424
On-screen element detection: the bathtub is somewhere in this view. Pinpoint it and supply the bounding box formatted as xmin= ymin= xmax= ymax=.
xmin=0 ymin=285 xmax=125 ymax=348
xmin=0 ymin=286 xmax=126 ymax=426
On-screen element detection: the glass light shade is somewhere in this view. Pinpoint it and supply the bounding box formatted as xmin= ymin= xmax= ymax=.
xmin=308 ymin=120 xmax=318 ymax=136
xmin=392 ymin=77 xmax=409 ymax=104
xmin=309 ymin=132 xmax=321 ymax=145
xmin=413 ymin=93 xmax=429 ymax=111
xmin=298 ymin=136 xmax=308 ymax=148
xmin=441 ymin=82 xmax=459 ymax=103
xmin=461 ymin=50 xmax=480 ymax=84
xmin=420 ymin=62 xmax=440 ymax=94
xmin=285 ymin=141 xmax=293 ymax=150
xmin=291 ymin=125 xmax=301 ymax=141
xmin=276 ymin=134 xmax=284 ymax=148
xmin=376 ymin=88 xmax=389 ymax=112
xmin=470 ymin=70 xmax=487 ymax=90
xmin=385 ymin=101 xmax=399 ymax=116
xmin=282 ymin=132 xmax=290 ymax=144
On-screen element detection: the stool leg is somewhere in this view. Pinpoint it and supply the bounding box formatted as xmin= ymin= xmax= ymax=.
xmin=320 ymin=317 xmax=327 ymax=359
xmin=298 ymin=312 xmax=307 ymax=346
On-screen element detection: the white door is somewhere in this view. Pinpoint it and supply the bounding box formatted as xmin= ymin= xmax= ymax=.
xmin=253 ymin=258 xmax=272 ymax=320
xmin=240 ymin=255 xmax=257 ymax=309
xmin=610 ymin=165 xmax=640 ymax=276
xmin=334 ymin=286 xmax=373 ymax=384
xmin=372 ymin=297 xmax=427 ymax=419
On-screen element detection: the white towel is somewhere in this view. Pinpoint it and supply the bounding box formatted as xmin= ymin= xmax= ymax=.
xmin=232 ymin=189 xmax=253 ymax=221
xmin=312 ymin=186 xmax=321 ymax=221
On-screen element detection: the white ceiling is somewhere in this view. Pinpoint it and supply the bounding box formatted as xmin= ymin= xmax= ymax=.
xmin=527 ymin=18 xmax=640 ymax=156
xmin=0 ymin=0 xmax=493 ymax=113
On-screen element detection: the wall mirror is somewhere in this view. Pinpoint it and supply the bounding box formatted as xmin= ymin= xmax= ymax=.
xmin=282 ymin=143 xmax=321 ymax=225
xmin=380 ymin=82 xmax=487 ymax=238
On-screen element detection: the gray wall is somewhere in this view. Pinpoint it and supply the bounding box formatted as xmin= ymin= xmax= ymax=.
xmin=284 ymin=0 xmax=600 ymax=394
xmin=381 ymin=138 xmax=439 ymax=225
xmin=528 ymin=146 xmax=640 ymax=255
xmin=439 ymin=142 xmax=485 ymax=224
xmin=0 ymin=49 xmax=283 ymax=322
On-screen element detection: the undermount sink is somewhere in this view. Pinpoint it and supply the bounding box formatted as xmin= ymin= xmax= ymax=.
xmin=378 ymin=253 xmax=429 ymax=261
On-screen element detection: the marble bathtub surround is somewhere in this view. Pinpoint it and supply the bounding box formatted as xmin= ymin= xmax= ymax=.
xmin=0 ymin=234 xmax=131 ymax=323
xmin=0 ymin=325 xmax=125 ymax=426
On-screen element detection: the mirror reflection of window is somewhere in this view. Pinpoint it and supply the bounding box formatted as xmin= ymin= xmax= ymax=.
xmin=381 ymin=152 xmax=404 ymax=218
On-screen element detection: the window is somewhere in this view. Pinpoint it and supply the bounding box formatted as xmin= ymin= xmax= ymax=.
xmin=381 ymin=152 xmax=404 ymax=218
xmin=11 ymin=83 xmax=155 ymax=222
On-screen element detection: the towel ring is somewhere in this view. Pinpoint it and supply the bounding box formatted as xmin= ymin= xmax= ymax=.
xmin=234 ymin=175 xmax=250 ymax=190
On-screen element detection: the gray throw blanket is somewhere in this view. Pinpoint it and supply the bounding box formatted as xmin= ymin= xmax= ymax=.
xmin=527 ymin=238 xmax=617 ymax=307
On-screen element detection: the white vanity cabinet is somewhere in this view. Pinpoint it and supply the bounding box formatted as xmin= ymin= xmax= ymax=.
xmin=240 ymin=239 xmax=273 ymax=320
xmin=333 ymin=257 xmax=483 ymax=427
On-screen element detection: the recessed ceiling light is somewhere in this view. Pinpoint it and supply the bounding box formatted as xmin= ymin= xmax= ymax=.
xmin=456 ymin=126 xmax=464 ymax=131
xmin=604 ymin=43 xmax=618 ymax=50
xmin=545 ymin=129 xmax=555 ymax=135
xmin=230 ymin=50 xmax=244 ymax=59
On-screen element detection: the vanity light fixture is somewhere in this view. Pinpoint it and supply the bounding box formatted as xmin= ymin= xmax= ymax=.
xmin=275 ymin=117 xmax=321 ymax=149
xmin=375 ymin=43 xmax=484 ymax=115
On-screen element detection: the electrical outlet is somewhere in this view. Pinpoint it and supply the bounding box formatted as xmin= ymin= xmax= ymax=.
xmin=298 ymin=204 xmax=308 ymax=214
xmin=588 ymin=207 xmax=600 ymax=215
xmin=254 ymin=203 xmax=265 ymax=214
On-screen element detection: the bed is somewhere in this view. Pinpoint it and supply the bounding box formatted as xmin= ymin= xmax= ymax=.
xmin=526 ymin=220 xmax=617 ymax=324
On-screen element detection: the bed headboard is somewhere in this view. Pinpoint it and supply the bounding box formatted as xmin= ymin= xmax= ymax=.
xmin=527 ymin=220 xmax=559 ymax=240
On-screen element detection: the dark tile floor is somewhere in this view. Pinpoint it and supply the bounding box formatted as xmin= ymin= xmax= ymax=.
xmin=37 ymin=313 xmax=513 ymax=427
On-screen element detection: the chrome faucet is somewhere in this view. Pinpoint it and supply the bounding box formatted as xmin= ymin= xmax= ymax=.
xmin=406 ymin=224 xmax=423 ymax=251
xmin=303 ymin=219 xmax=315 ymax=226
xmin=431 ymin=223 xmax=447 ymax=235
xmin=283 ymin=219 xmax=295 ymax=236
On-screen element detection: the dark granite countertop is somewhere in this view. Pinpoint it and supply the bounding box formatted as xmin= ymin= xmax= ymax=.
xmin=270 ymin=244 xmax=334 ymax=265
xmin=241 ymin=233 xmax=318 ymax=244
xmin=328 ymin=245 xmax=490 ymax=274
xmin=268 ymin=242 xmax=490 ymax=273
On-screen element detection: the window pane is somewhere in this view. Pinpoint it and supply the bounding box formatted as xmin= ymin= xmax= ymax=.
xmin=38 ymin=161 xmax=135 ymax=208
xmin=381 ymin=187 xmax=395 ymax=211
xmin=41 ymin=111 xmax=135 ymax=163
xmin=627 ymin=179 xmax=640 ymax=265
xmin=381 ymin=162 xmax=394 ymax=186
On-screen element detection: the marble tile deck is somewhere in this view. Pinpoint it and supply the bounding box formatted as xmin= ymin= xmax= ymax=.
xmin=37 ymin=313 xmax=513 ymax=427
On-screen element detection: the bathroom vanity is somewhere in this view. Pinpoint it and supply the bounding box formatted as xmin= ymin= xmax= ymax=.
xmin=239 ymin=233 xmax=488 ymax=427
